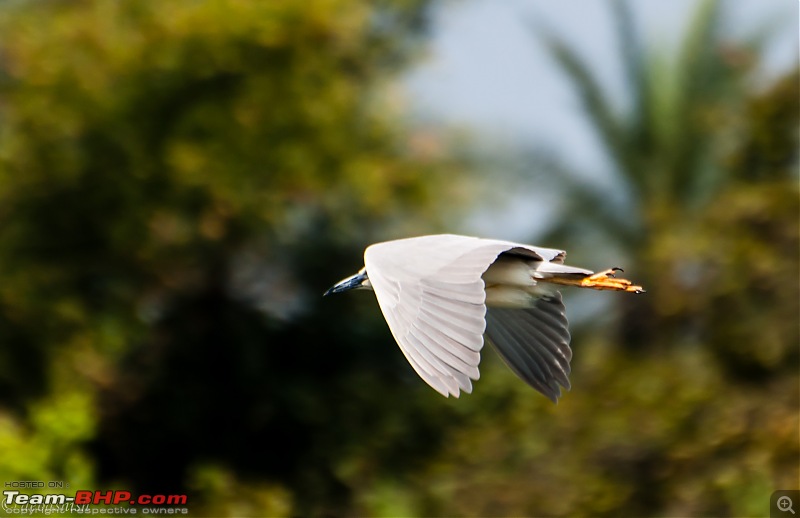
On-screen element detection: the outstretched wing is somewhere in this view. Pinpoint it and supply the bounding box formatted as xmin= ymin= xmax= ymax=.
xmin=364 ymin=234 xmax=566 ymax=397
xmin=485 ymin=292 xmax=572 ymax=403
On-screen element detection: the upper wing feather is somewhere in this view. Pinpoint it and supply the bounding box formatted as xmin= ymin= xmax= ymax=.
xmin=366 ymin=265 xmax=487 ymax=396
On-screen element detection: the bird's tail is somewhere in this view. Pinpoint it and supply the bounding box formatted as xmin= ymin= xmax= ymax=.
xmin=534 ymin=264 xmax=645 ymax=294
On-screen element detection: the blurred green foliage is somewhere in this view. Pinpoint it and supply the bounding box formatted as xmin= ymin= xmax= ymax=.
xmin=0 ymin=0 xmax=467 ymax=515
xmin=0 ymin=0 xmax=797 ymax=516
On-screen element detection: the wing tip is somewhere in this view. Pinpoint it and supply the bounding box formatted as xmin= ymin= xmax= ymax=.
xmin=540 ymin=382 xmax=567 ymax=404
xmin=428 ymin=376 xmax=477 ymax=398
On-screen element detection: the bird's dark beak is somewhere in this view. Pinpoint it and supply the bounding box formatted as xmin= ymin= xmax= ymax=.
xmin=324 ymin=271 xmax=368 ymax=296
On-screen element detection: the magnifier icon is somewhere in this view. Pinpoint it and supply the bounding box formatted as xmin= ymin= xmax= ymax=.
xmin=778 ymin=496 xmax=795 ymax=514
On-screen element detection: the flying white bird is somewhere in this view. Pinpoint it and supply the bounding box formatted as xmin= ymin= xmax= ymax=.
xmin=325 ymin=234 xmax=644 ymax=402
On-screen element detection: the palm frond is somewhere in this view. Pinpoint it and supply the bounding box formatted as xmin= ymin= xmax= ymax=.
xmin=612 ymin=0 xmax=651 ymax=150
xmin=538 ymin=29 xmax=635 ymax=186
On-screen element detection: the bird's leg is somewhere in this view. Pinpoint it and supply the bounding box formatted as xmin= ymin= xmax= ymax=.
xmin=580 ymin=268 xmax=645 ymax=293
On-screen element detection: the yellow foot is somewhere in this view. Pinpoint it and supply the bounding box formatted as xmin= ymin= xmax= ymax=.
xmin=580 ymin=268 xmax=645 ymax=293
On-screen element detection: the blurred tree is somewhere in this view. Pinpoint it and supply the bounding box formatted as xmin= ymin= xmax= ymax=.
xmin=0 ymin=0 xmax=471 ymax=515
xmin=537 ymin=0 xmax=798 ymax=370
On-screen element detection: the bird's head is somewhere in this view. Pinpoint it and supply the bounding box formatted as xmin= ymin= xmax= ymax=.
xmin=324 ymin=267 xmax=372 ymax=296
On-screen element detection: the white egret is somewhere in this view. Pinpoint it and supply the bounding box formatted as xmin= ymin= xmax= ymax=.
xmin=325 ymin=234 xmax=644 ymax=402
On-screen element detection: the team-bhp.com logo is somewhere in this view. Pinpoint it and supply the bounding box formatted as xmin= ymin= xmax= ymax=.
xmin=2 ymin=487 xmax=189 ymax=515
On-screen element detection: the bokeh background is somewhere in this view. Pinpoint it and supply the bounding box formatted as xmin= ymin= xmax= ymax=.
xmin=0 ymin=0 xmax=797 ymax=516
